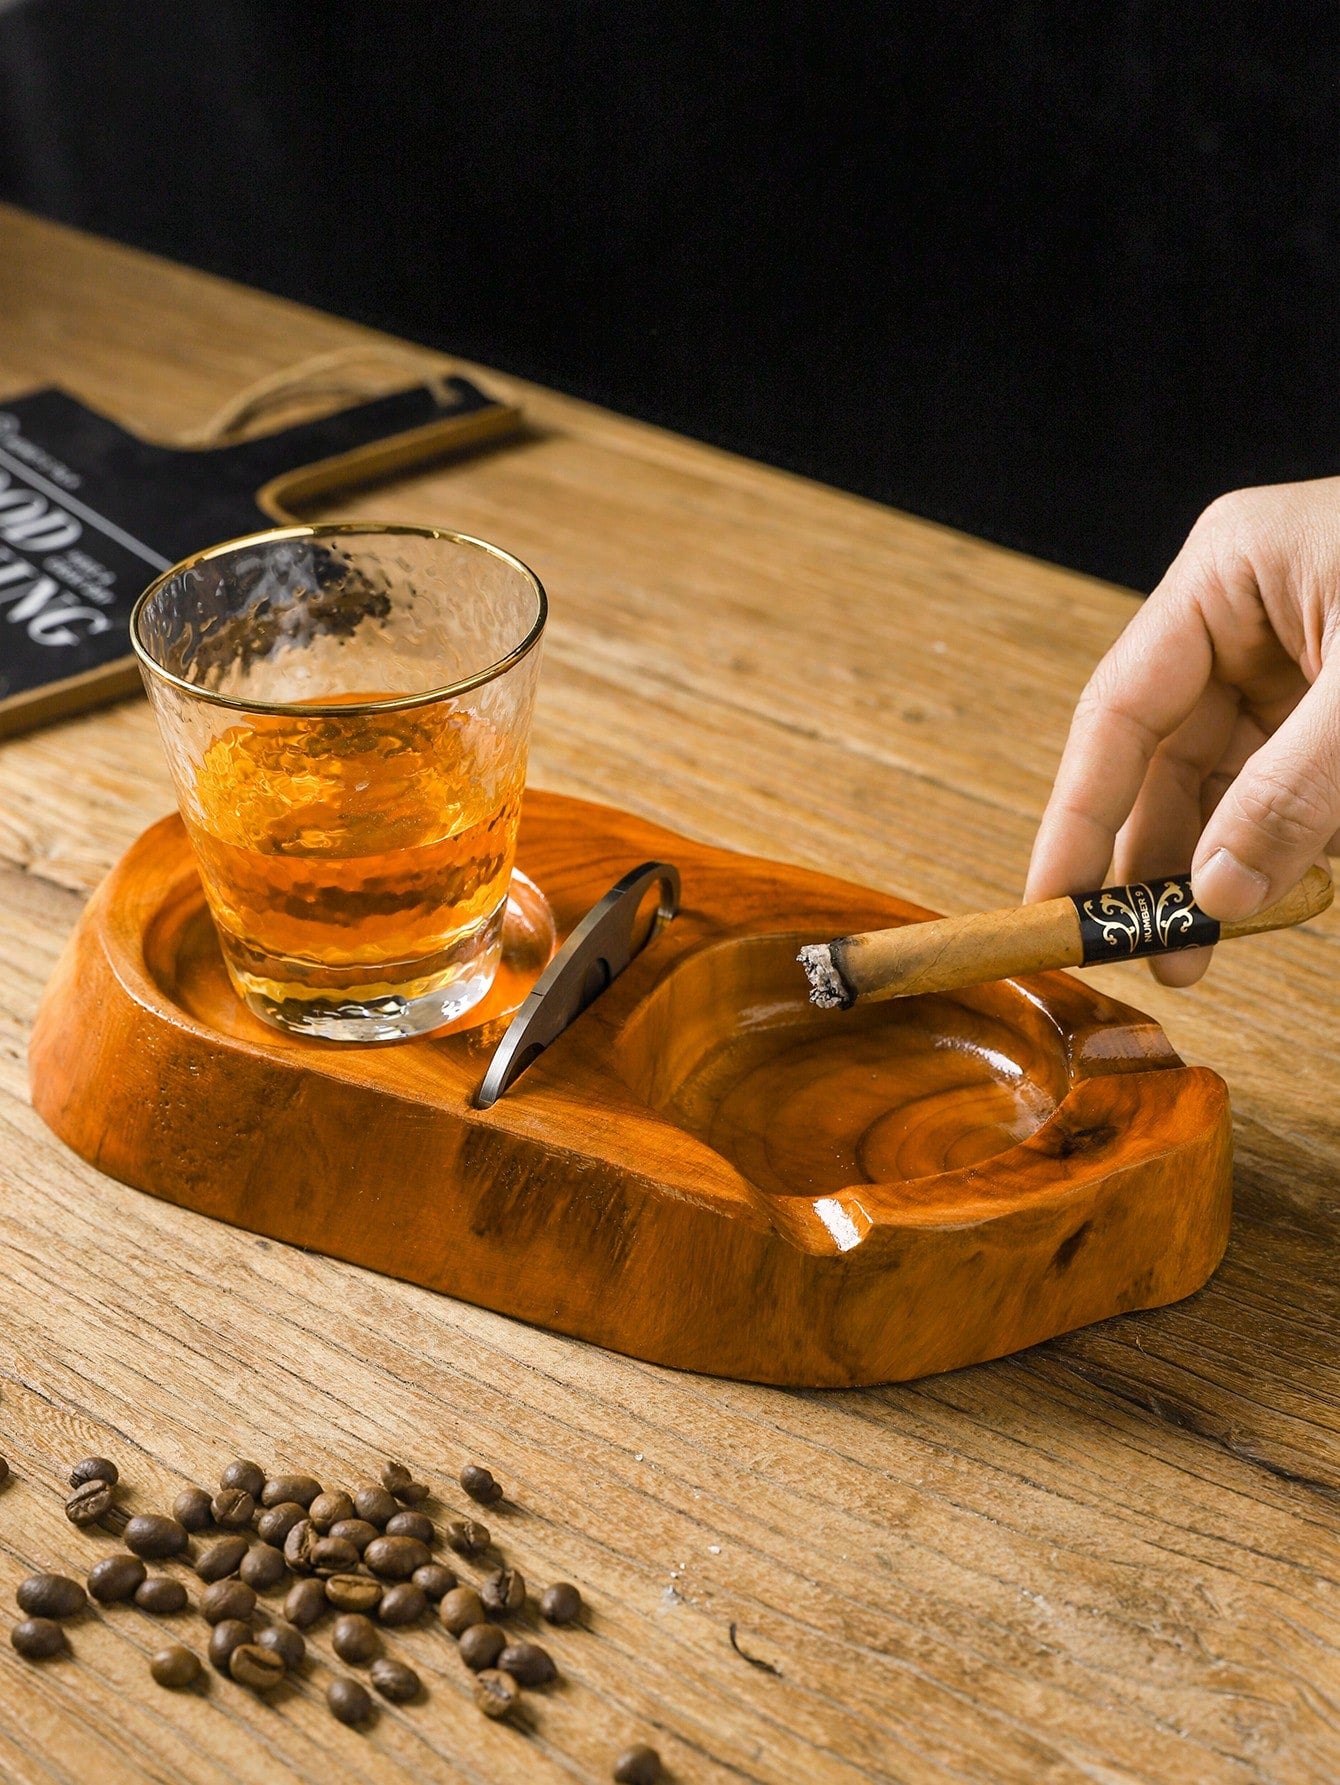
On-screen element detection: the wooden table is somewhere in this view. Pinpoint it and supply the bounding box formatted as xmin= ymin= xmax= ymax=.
xmin=2 ymin=203 xmax=1337 ymax=1785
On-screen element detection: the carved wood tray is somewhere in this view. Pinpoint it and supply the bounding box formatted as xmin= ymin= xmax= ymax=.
xmin=29 ymin=791 xmax=1233 ymax=1386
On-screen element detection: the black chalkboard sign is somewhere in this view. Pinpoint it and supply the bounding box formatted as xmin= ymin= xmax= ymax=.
xmin=0 ymin=377 xmax=521 ymax=738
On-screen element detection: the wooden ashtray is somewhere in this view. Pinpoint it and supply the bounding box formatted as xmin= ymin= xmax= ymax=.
xmin=30 ymin=791 xmax=1232 ymax=1387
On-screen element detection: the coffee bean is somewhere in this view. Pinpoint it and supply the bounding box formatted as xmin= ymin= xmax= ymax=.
xmin=200 ymin=1579 xmax=257 ymax=1625
xmin=0 ymin=1457 xmax=7 ymax=1486
xmin=11 ymin=1617 xmax=66 ymax=1659
xmin=613 ymin=1745 xmax=663 ymax=1785
xmin=257 ymin=1620 xmax=306 ymax=1671
xmin=370 ymin=1656 xmax=420 ymax=1703
xmin=135 ymin=1577 xmax=188 ymax=1614
xmin=324 ymin=1574 xmax=382 ymax=1614
xmin=87 ymin=1554 xmax=146 ymax=1603
xmin=17 ymin=1574 xmax=86 ymax=1619
xmin=65 ymin=1479 xmax=114 ymax=1527
xmin=385 ymin=1510 xmax=434 ymax=1545
xmin=364 ymin=1535 xmax=429 ymax=1581
xmin=195 ymin=1536 xmax=250 ymax=1582
xmin=308 ymin=1490 xmax=355 ymax=1532
xmin=473 ymin=1668 xmax=519 ymax=1720
xmin=211 ymin=1488 xmax=255 ymax=1530
xmin=413 ymin=1563 xmax=457 ymax=1601
xmin=379 ymin=1460 xmax=430 ymax=1504
xmin=150 ymin=1644 xmax=201 ymax=1689
xmin=499 ymin=1640 xmax=556 ymax=1686
xmin=445 ymin=1518 xmax=490 ymax=1557
xmin=457 ymin=1622 xmax=506 ymax=1670
xmin=351 ymin=1483 xmax=398 ymax=1528
xmin=283 ymin=1578 xmax=328 ymax=1629
xmin=480 ymin=1567 xmax=526 ymax=1617
xmin=378 ymin=1583 xmax=427 ymax=1626
xmin=69 ymin=1456 xmax=118 ymax=1489
xmin=219 ymin=1459 xmax=265 ymax=1499
xmin=331 ymin=1612 xmax=380 ymax=1664
xmin=438 ymin=1586 xmax=486 ymax=1635
xmin=238 ymin=1543 xmax=286 ymax=1591
xmin=262 ymin=1474 xmax=321 ymax=1509
xmin=258 ymin=1502 xmax=307 ymax=1547
xmin=172 ymin=1487 xmax=214 ymax=1533
xmin=230 ymin=1642 xmax=286 ymax=1691
xmin=283 ymin=1519 xmax=319 ymax=1573
xmin=541 ymin=1581 xmax=583 ymax=1625
xmin=459 ymin=1463 xmax=503 ymax=1506
xmin=324 ymin=1525 xmax=374 ymax=1562
xmin=327 ymin=1676 xmax=373 ymax=1726
xmin=207 ymin=1618 xmax=253 ymax=1673
xmin=311 ymin=1537 xmax=360 ymax=1577
xmin=124 ymin=1514 xmax=189 ymax=1560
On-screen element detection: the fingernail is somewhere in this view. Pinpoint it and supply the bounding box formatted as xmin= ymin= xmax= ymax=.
xmin=1193 ymin=848 xmax=1270 ymax=920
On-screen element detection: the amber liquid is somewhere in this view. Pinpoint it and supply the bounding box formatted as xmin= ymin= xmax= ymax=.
xmin=186 ymin=696 xmax=523 ymax=1023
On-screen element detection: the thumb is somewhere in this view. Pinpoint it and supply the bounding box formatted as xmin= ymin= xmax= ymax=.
xmin=1192 ymin=667 xmax=1340 ymax=920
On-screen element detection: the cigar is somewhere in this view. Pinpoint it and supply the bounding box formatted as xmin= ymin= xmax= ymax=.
xmin=798 ymin=865 xmax=1334 ymax=1009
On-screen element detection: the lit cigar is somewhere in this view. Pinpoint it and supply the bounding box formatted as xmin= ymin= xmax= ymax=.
xmin=798 ymin=865 xmax=1334 ymax=1009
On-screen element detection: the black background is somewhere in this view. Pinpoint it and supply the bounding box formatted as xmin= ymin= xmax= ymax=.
xmin=3 ymin=0 xmax=1338 ymax=593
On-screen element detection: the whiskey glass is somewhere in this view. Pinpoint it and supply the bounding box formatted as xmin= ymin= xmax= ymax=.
xmin=132 ymin=523 xmax=546 ymax=1042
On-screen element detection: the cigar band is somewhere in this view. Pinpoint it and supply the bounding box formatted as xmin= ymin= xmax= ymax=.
xmin=1072 ymin=876 xmax=1220 ymax=962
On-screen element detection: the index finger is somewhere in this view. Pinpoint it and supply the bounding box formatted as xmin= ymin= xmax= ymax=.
xmin=1025 ymin=583 xmax=1215 ymax=901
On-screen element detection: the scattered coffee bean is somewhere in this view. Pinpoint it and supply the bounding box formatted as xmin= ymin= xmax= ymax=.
xmin=262 ymin=1474 xmax=321 ymax=1509
xmin=445 ymin=1518 xmax=490 ymax=1557
xmin=219 ymin=1459 xmax=265 ymax=1499
xmin=238 ymin=1543 xmax=286 ymax=1591
xmin=230 ymin=1642 xmax=286 ymax=1691
xmin=283 ymin=1578 xmax=329 ymax=1628
xmin=195 ymin=1535 xmax=250 ymax=1582
xmin=384 ymin=1509 xmax=434 ymax=1546
xmin=352 ymin=1483 xmax=398 ymax=1528
xmin=473 ymin=1667 xmax=519 ymax=1719
xmin=207 ymin=1617 xmax=253 ymax=1673
xmin=65 ymin=1479 xmax=114 ymax=1527
xmin=283 ymin=1519 xmax=320 ymax=1573
xmin=257 ymin=1620 xmax=306 ymax=1671
xmin=413 ymin=1563 xmax=457 ymax=1601
xmin=327 ymin=1675 xmax=373 ymax=1726
xmin=364 ymin=1535 xmax=429 ymax=1581
xmin=257 ymin=1501 xmax=307 ymax=1546
xmin=613 ymin=1745 xmax=663 ymax=1785
xmin=173 ymin=1486 xmax=214 ymax=1533
xmin=308 ymin=1490 xmax=355 ymax=1532
xmin=480 ymin=1567 xmax=526 ymax=1617
xmin=0 ymin=1457 xmax=7 ymax=1486
xmin=69 ymin=1456 xmax=118 ymax=1489
xmin=328 ymin=1517 xmax=379 ymax=1554
xmin=378 ymin=1582 xmax=427 ymax=1626
xmin=438 ymin=1586 xmax=486 ymax=1635
xmin=499 ymin=1640 xmax=556 ymax=1686
xmin=331 ymin=1612 xmax=381 ymax=1664
xmin=370 ymin=1656 xmax=420 ymax=1703
xmin=124 ymin=1514 xmax=189 ymax=1560
xmin=459 ymin=1463 xmax=503 ymax=1506
xmin=541 ymin=1581 xmax=583 ymax=1625
xmin=379 ymin=1461 xmax=429 ymax=1503
xmin=17 ymin=1574 xmax=86 ymax=1619
xmin=87 ymin=1554 xmax=146 ymax=1603
xmin=150 ymin=1644 xmax=201 ymax=1689
xmin=211 ymin=1488 xmax=255 ymax=1530
xmin=201 ymin=1579 xmax=257 ymax=1625
xmin=135 ymin=1577 xmax=188 ymax=1614
xmin=311 ymin=1537 xmax=360 ymax=1577
xmin=324 ymin=1574 xmax=383 ymax=1614
xmin=11 ymin=1616 xmax=66 ymax=1659
xmin=457 ymin=1622 xmax=506 ymax=1670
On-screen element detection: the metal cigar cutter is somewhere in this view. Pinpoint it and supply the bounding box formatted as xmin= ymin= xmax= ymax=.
xmin=475 ymin=860 xmax=681 ymax=1108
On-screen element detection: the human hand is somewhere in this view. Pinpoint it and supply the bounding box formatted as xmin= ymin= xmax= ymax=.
xmin=1026 ymin=478 xmax=1340 ymax=985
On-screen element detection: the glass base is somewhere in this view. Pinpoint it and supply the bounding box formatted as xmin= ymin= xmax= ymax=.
xmin=227 ymin=903 xmax=506 ymax=1043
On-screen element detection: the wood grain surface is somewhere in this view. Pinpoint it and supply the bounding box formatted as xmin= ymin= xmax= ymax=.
xmin=2 ymin=203 xmax=1340 ymax=1783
